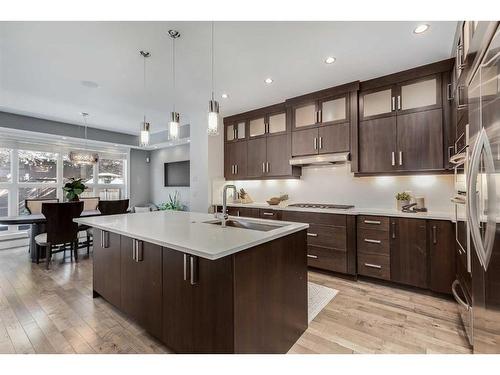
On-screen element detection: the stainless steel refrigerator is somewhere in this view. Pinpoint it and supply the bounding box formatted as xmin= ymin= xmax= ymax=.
xmin=467 ymin=24 xmax=500 ymax=354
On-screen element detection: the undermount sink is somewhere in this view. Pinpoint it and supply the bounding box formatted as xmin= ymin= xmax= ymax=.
xmin=205 ymin=219 xmax=287 ymax=232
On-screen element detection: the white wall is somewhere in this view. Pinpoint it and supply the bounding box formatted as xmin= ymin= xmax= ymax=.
xmin=150 ymin=144 xmax=190 ymax=209
xmin=213 ymin=163 xmax=455 ymax=213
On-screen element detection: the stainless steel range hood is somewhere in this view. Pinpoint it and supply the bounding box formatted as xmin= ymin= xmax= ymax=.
xmin=289 ymin=152 xmax=350 ymax=166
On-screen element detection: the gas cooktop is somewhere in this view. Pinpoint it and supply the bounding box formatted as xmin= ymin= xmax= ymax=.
xmin=288 ymin=203 xmax=354 ymax=210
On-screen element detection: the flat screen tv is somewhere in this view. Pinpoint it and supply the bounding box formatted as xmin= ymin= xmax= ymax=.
xmin=164 ymin=161 xmax=190 ymax=187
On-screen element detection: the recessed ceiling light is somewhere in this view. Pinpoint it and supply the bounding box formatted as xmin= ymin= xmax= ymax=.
xmin=413 ymin=24 xmax=429 ymax=34
xmin=62 ymin=137 xmax=67 ymax=140
xmin=264 ymin=78 xmax=273 ymax=84
xmin=325 ymin=56 xmax=336 ymax=64
xmin=221 ymin=93 xmax=228 ymax=99
xmin=81 ymin=80 xmax=99 ymax=89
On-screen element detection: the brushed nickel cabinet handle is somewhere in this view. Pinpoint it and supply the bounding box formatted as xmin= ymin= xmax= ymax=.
xmin=101 ymin=230 xmax=109 ymax=248
xmin=132 ymin=240 xmax=137 ymax=261
xmin=266 ymin=162 xmax=270 ymax=173
xmin=262 ymin=162 xmax=265 ymax=173
xmin=307 ymin=233 xmax=318 ymax=237
xmin=391 ymin=97 xmax=396 ymax=111
xmin=313 ymin=137 xmax=318 ymax=150
xmin=307 ymin=254 xmax=318 ymax=259
xmin=399 ymin=151 xmax=403 ymax=166
xmin=447 ymin=83 xmax=454 ymax=100
xmin=391 ymin=151 xmax=395 ymax=166
xmin=392 ymin=221 xmax=396 ymax=239
xmin=397 ymin=95 xmax=401 ymax=110
xmin=136 ymin=240 xmax=143 ymax=262
xmin=318 ymin=110 xmax=322 ymax=123
xmin=235 ymin=164 xmax=238 ymax=175
xmin=236 ymin=210 xmax=240 ymax=217
xmin=364 ymin=263 xmax=382 ymax=269
xmin=183 ymin=254 xmax=189 ymax=281
xmin=262 ymin=212 xmax=274 ymax=216
xmin=319 ymin=136 xmax=323 ymax=149
xmin=432 ymin=225 xmax=438 ymax=245
xmin=364 ymin=239 xmax=382 ymax=244
xmin=190 ymin=256 xmax=198 ymax=285
xmin=364 ymin=220 xmax=381 ymax=225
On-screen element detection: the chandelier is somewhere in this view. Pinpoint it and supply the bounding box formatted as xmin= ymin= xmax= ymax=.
xmin=69 ymin=112 xmax=99 ymax=165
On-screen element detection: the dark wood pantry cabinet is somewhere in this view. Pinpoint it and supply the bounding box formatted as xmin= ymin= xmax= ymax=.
xmin=428 ymin=220 xmax=455 ymax=295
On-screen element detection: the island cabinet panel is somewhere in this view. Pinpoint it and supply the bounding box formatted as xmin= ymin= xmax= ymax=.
xmin=120 ymin=237 xmax=162 ymax=339
xmin=233 ymin=230 xmax=308 ymax=353
xmin=93 ymin=230 xmax=121 ymax=308
xmin=390 ymin=218 xmax=428 ymax=289
xmin=428 ymin=220 xmax=455 ymax=295
xmin=162 ymin=248 xmax=234 ymax=354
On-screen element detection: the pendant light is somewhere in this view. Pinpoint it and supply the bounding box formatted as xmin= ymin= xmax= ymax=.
xmin=207 ymin=21 xmax=220 ymax=136
xmin=69 ymin=112 xmax=99 ymax=165
xmin=139 ymin=50 xmax=151 ymax=147
xmin=168 ymin=29 xmax=180 ymax=140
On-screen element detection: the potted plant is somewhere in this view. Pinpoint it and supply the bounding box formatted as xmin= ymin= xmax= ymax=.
xmin=395 ymin=192 xmax=411 ymax=211
xmin=63 ymin=178 xmax=87 ymax=201
xmin=158 ymin=191 xmax=184 ymax=211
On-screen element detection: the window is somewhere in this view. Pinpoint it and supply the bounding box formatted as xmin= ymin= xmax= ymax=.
xmin=98 ymin=158 xmax=124 ymax=184
xmin=63 ymin=155 xmax=94 ymax=183
xmin=0 ymin=149 xmax=12 ymax=182
xmin=18 ymin=187 xmax=57 ymax=215
xmin=18 ymin=150 xmax=57 ymax=183
xmin=0 ymin=189 xmax=8 ymax=217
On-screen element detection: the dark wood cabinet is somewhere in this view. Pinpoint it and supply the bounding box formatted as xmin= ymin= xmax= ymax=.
xmin=428 ymin=220 xmax=455 ymax=295
xmin=281 ymin=210 xmax=355 ymax=275
xmin=215 ymin=205 xmax=260 ymax=218
xmin=224 ymin=103 xmax=300 ymax=180
xmin=356 ymin=61 xmax=454 ymax=175
xmin=359 ymin=117 xmax=397 ymax=173
xmin=291 ymin=128 xmax=318 ymax=157
xmin=397 ymin=108 xmax=443 ymax=171
xmin=93 ymin=230 xmax=121 ymax=308
xmin=390 ymin=218 xmax=428 ymax=289
xmin=120 ymin=237 xmax=162 ymax=338
xmin=162 ymin=248 xmax=234 ymax=353
xmin=318 ymin=123 xmax=349 ymax=154
xmin=225 ymin=141 xmax=247 ymax=179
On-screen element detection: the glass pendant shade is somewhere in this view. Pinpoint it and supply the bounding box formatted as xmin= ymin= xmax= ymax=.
xmin=169 ymin=112 xmax=180 ymax=140
xmin=140 ymin=122 xmax=150 ymax=146
xmin=69 ymin=151 xmax=99 ymax=165
xmin=208 ymin=99 xmax=219 ymax=135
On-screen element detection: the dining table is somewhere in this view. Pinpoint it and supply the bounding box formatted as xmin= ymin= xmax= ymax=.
xmin=0 ymin=210 xmax=101 ymax=262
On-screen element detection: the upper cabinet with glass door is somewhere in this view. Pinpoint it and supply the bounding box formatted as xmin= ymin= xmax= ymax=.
xmin=291 ymin=93 xmax=349 ymax=129
xmin=225 ymin=121 xmax=246 ymax=142
xmin=360 ymin=75 xmax=441 ymax=120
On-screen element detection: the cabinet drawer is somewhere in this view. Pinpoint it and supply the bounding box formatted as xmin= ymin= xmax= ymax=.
xmin=357 ymin=253 xmax=390 ymax=281
xmin=308 ymin=224 xmax=346 ymax=250
xmin=357 ymin=215 xmax=390 ymax=231
xmin=307 ymin=245 xmax=347 ymax=274
xmin=357 ymin=228 xmax=390 ymax=255
xmin=259 ymin=209 xmax=282 ymax=220
xmin=282 ymin=210 xmax=346 ymax=227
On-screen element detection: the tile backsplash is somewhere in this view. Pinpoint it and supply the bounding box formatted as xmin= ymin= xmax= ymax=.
xmin=212 ymin=164 xmax=455 ymax=212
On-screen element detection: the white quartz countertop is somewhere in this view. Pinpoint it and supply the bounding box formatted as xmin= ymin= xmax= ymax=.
xmin=217 ymin=202 xmax=455 ymax=221
xmin=74 ymin=210 xmax=309 ymax=260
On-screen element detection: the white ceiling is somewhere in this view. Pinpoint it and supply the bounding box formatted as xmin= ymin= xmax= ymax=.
xmin=0 ymin=21 xmax=457 ymax=135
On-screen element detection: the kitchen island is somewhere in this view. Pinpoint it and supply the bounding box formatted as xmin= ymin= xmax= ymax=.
xmin=75 ymin=210 xmax=309 ymax=354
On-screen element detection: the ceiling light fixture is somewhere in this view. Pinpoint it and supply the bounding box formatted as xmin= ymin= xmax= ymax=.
xmin=139 ymin=50 xmax=151 ymax=147
xmin=81 ymin=80 xmax=99 ymax=89
xmin=221 ymin=93 xmax=228 ymax=99
xmin=325 ymin=56 xmax=336 ymax=64
xmin=69 ymin=112 xmax=99 ymax=165
xmin=207 ymin=21 xmax=220 ymax=136
xmin=413 ymin=24 xmax=429 ymax=34
xmin=168 ymin=29 xmax=181 ymax=140
xmin=265 ymin=78 xmax=273 ymax=84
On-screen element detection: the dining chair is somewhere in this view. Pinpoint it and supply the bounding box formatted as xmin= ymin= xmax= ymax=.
xmin=98 ymin=199 xmax=129 ymax=215
xmin=25 ymin=198 xmax=59 ymax=214
xmin=35 ymin=201 xmax=84 ymax=269
xmin=78 ymin=196 xmax=100 ymax=255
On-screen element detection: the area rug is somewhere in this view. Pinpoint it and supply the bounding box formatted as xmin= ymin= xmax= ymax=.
xmin=308 ymin=282 xmax=338 ymax=323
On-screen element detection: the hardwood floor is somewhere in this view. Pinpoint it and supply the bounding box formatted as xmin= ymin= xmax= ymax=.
xmin=0 ymin=247 xmax=471 ymax=354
